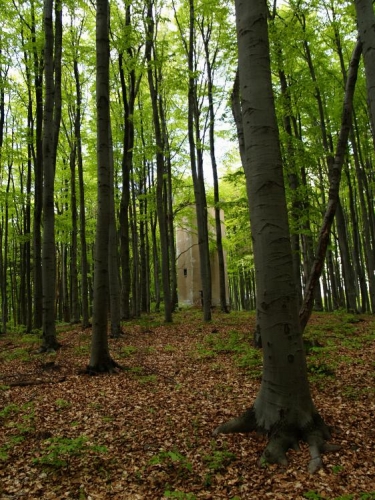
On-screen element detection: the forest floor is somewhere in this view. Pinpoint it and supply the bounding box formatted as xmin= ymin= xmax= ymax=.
xmin=0 ymin=310 xmax=374 ymax=500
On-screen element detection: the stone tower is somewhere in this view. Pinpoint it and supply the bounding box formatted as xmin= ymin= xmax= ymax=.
xmin=176 ymin=208 xmax=229 ymax=308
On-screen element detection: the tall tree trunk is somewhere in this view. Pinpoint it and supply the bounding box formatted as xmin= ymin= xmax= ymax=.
xmin=74 ymin=60 xmax=90 ymax=328
xmin=31 ymin=0 xmax=44 ymax=330
xmin=108 ymin=127 xmax=122 ymax=338
xmin=335 ymin=198 xmax=357 ymax=311
xmin=215 ymin=0 xmax=339 ymax=473
xmin=299 ymin=40 xmax=362 ymax=330
xmin=41 ymin=0 xmax=61 ymax=351
xmin=202 ymin=22 xmax=229 ymax=313
xmin=188 ymin=0 xmax=211 ymax=321
xmin=345 ymin=162 xmax=368 ymax=312
xmin=145 ymin=0 xmax=172 ymax=322
xmin=69 ymin=139 xmax=80 ymax=324
xmin=88 ymin=0 xmax=117 ymax=372
xmin=354 ymin=0 xmax=375 ymax=144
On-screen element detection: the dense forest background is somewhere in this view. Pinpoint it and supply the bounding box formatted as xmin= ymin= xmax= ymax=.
xmin=0 ymin=0 xmax=373 ymax=336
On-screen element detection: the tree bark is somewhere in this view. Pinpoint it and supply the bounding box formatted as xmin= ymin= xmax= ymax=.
xmin=299 ymin=40 xmax=362 ymax=331
xmin=74 ymin=59 xmax=90 ymax=329
xmin=145 ymin=0 xmax=172 ymax=322
xmin=201 ymin=19 xmax=229 ymax=313
xmin=188 ymin=0 xmax=212 ymax=321
xmin=354 ymin=0 xmax=375 ymax=143
xmin=88 ymin=0 xmax=117 ymax=372
xmin=215 ymin=0 xmax=338 ymax=473
xmin=41 ymin=0 xmax=61 ymax=351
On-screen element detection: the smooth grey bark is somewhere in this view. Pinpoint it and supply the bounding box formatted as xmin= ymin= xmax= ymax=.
xmin=108 ymin=128 xmax=122 ymax=338
xmin=277 ymin=52 xmax=303 ymax=308
xmin=118 ymin=3 xmax=142 ymax=320
xmin=345 ymin=160 xmax=368 ymax=312
xmin=354 ymin=0 xmax=375 ymax=140
xmin=299 ymin=40 xmax=362 ymax=330
xmin=214 ymin=0 xmax=338 ymax=472
xmin=145 ymin=0 xmax=172 ymax=322
xmin=335 ymin=198 xmax=357 ymax=312
xmin=118 ymin=49 xmax=132 ymax=320
xmin=30 ymin=0 xmax=44 ymax=330
xmin=41 ymin=0 xmax=61 ymax=351
xmin=88 ymin=0 xmax=117 ymax=372
xmin=188 ymin=0 xmax=212 ymax=321
xmin=74 ymin=59 xmax=90 ymax=329
xmin=200 ymin=18 xmax=229 ymax=313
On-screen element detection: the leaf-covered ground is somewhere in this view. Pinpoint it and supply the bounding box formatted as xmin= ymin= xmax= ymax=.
xmin=0 ymin=310 xmax=374 ymax=499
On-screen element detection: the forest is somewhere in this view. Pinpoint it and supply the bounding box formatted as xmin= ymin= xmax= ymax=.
xmin=0 ymin=0 xmax=375 ymax=497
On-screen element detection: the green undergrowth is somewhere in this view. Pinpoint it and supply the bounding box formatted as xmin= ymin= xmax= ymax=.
xmin=194 ymin=329 xmax=262 ymax=378
xmin=33 ymin=435 xmax=107 ymax=469
xmin=0 ymin=402 xmax=36 ymax=461
xmin=304 ymin=491 xmax=375 ymax=500
xmin=303 ymin=311 xmax=370 ymax=384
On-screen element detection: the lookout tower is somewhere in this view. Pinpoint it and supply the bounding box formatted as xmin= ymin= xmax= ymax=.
xmin=176 ymin=208 xmax=229 ymax=308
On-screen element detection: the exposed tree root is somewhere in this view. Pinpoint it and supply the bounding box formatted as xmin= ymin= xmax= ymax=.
xmin=35 ymin=342 xmax=61 ymax=354
xmin=7 ymin=377 xmax=66 ymax=387
xmin=213 ymin=407 xmax=340 ymax=473
xmin=84 ymin=357 xmax=123 ymax=375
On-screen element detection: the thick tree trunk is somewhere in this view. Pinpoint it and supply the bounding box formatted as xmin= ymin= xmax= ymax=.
xmin=355 ymin=0 xmax=375 ymax=142
xmin=215 ymin=0 xmax=339 ymax=473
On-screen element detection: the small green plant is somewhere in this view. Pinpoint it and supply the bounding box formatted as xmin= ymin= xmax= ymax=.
xmin=74 ymin=344 xmax=90 ymax=355
xmin=138 ymin=374 xmax=157 ymax=384
xmin=203 ymin=449 xmax=236 ymax=472
xmin=0 ymin=347 xmax=29 ymax=362
xmin=149 ymin=450 xmax=192 ymax=477
xmin=0 ymin=403 xmax=19 ymax=420
xmin=164 ymin=344 xmax=176 ymax=352
xmin=33 ymin=436 xmax=107 ymax=468
xmin=303 ymin=492 xmax=324 ymax=500
xmin=120 ymin=345 xmax=137 ymax=358
xmin=332 ymin=464 xmax=344 ymax=474
xmin=164 ymin=491 xmax=196 ymax=499
xmin=0 ymin=445 xmax=9 ymax=461
xmin=55 ymin=398 xmax=71 ymax=410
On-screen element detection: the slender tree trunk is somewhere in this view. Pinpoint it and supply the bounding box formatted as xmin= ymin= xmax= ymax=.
xmin=345 ymin=162 xmax=368 ymax=312
xmin=31 ymin=0 xmax=44 ymax=330
xmin=73 ymin=60 xmax=90 ymax=328
xmin=88 ymin=0 xmax=117 ymax=372
xmin=335 ymin=198 xmax=357 ymax=311
xmin=41 ymin=0 xmax=61 ymax=351
xmin=145 ymin=0 xmax=172 ymax=322
xmin=202 ymin=24 xmax=228 ymax=313
xmin=188 ymin=0 xmax=211 ymax=321
xmin=69 ymin=141 xmax=80 ymax=324
xmin=299 ymin=40 xmax=362 ymax=330
xmin=108 ymin=127 xmax=122 ymax=338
